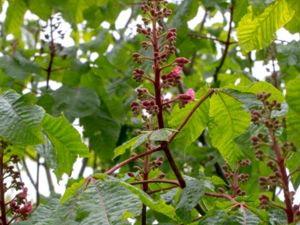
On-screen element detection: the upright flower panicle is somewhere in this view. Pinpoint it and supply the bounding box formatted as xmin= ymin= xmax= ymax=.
xmin=131 ymin=0 xmax=194 ymax=117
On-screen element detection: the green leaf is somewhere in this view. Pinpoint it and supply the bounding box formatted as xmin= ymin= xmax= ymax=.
xmin=285 ymin=0 xmax=300 ymax=33
xmin=81 ymin=108 xmax=121 ymax=161
xmin=233 ymin=0 xmax=249 ymax=24
xmin=237 ymin=0 xmax=294 ymax=53
xmin=42 ymin=114 xmax=89 ymax=179
xmin=169 ymin=0 xmax=199 ymax=34
xmin=286 ymin=78 xmax=300 ymax=150
xmin=52 ymin=86 xmax=100 ymax=119
xmin=113 ymin=134 xmax=146 ymax=159
xmin=286 ymin=150 xmax=300 ymax=189
xmin=209 ymin=91 xmax=250 ymax=165
xmin=169 ymin=89 xmax=209 ymax=151
xmin=119 ymin=180 xmax=180 ymax=222
xmin=149 ymin=128 xmax=175 ymax=142
xmin=0 ymin=54 xmax=42 ymax=82
xmin=113 ymin=128 xmax=174 ymax=159
xmin=18 ymin=179 xmax=142 ymax=225
xmin=0 ymin=90 xmax=45 ymax=145
xmin=286 ymin=78 xmax=300 ymax=112
xmin=4 ymin=0 xmax=27 ymax=40
xmin=27 ymin=0 xmax=52 ymax=20
xmin=286 ymin=109 xmax=300 ymax=147
xmin=176 ymin=176 xmax=213 ymax=223
xmin=60 ymin=178 xmax=86 ymax=204
xmin=234 ymin=81 xmax=284 ymax=103
xmin=199 ymin=209 xmax=260 ymax=225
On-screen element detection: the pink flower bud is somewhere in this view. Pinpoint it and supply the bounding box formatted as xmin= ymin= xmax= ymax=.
xmin=185 ymin=88 xmax=195 ymax=101
xmin=170 ymin=66 xmax=182 ymax=76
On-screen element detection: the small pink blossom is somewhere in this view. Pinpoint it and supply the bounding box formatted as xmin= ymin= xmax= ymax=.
xmin=170 ymin=66 xmax=182 ymax=76
xmin=185 ymin=88 xmax=195 ymax=101
xmin=178 ymin=88 xmax=195 ymax=108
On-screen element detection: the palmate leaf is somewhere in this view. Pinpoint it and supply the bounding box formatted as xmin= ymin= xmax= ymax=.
xmin=237 ymin=0 xmax=294 ymax=54
xmin=42 ymin=114 xmax=89 ymax=179
xmin=0 ymin=89 xmax=45 ymax=145
xmin=18 ymin=179 xmax=142 ymax=225
xmin=208 ymin=91 xmax=250 ymax=166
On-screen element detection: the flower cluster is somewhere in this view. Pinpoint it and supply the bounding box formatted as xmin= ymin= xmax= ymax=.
xmin=2 ymin=154 xmax=32 ymax=222
xmin=220 ymin=160 xmax=251 ymax=197
xmin=250 ymin=92 xmax=299 ymax=218
xmin=130 ymin=0 xmax=194 ymax=119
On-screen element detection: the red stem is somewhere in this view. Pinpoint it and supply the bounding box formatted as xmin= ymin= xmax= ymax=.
xmin=130 ymin=179 xmax=179 ymax=186
xmin=268 ymin=128 xmax=294 ymax=223
xmin=106 ymin=146 xmax=162 ymax=175
xmin=148 ymin=185 xmax=178 ymax=194
xmin=232 ymin=164 xmax=240 ymax=197
xmin=0 ymin=144 xmax=7 ymax=225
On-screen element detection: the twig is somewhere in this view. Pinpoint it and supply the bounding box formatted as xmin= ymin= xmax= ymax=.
xmin=36 ymin=154 xmax=40 ymax=206
xmin=105 ymin=146 xmax=162 ymax=175
xmin=44 ymin=165 xmax=55 ymax=193
xmin=46 ymin=16 xmax=56 ymax=90
xmin=78 ymin=158 xmax=88 ymax=178
xmin=21 ymin=159 xmax=37 ymax=190
xmin=212 ymin=3 xmax=235 ymax=85
xmin=130 ymin=179 xmax=179 ymax=186
xmin=148 ymin=185 xmax=178 ymax=194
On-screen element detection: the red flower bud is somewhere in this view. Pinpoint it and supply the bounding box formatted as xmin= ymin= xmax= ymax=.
xmin=175 ymin=57 xmax=190 ymax=66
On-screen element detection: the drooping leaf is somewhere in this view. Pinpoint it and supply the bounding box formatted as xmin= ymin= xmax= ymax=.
xmin=176 ymin=176 xmax=213 ymax=223
xmin=0 ymin=89 xmax=45 ymax=145
xmin=0 ymin=54 xmax=42 ymax=82
xmin=42 ymin=114 xmax=89 ymax=179
xmin=4 ymin=0 xmax=27 ymax=40
xmin=285 ymin=0 xmax=300 ymax=33
xmin=52 ymin=86 xmax=100 ymax=120
xmin=237 ymin=0 xmax=294 ymax=53
xmin=209 ymin=91 xmax=250 ymax=165
xmin=80 ymin=108 xmax=121 ymax=161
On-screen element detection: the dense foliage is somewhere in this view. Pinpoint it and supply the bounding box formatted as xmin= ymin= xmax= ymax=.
xmin=0 ymin=0 xmax=300 ymax=224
